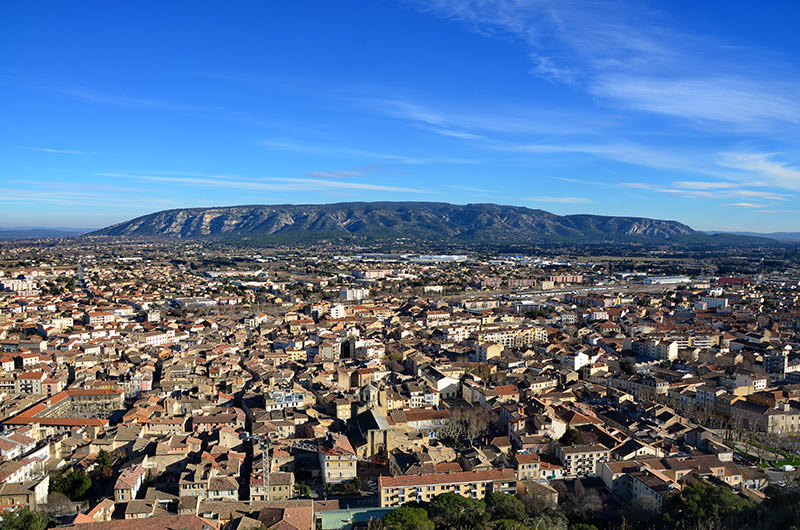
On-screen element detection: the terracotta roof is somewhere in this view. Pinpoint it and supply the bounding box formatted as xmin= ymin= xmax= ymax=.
xmin=379 ymin=468 xmax=515 ymax=488
xmin=114 ymin=465 xmax=145 ymax=490
xmin=61 ymin=515 xmax=217 ymax=529
xmin=515 ymin=453 xmax=541 ymax=464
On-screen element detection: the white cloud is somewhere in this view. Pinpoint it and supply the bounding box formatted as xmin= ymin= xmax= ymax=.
xmin=671 ymin=180 xmax=742 ymax=190
xmin=431 ymin=128 xmax=488 ymax=140
xmin=268 ymin=177 xmax=426 ymax=193
xmin=104 ymin=172 xmax=426 ymax=194
xmin=497 ymin=142 xmax=712 ymax=175
xmin=722 ymin=203 xmax=767 ymax=208
xmin=365 ymin=97 xmax=603 ymax=136
xmin=305 ymin=170 xmax=367 ymax=179
xmin=446 ymin=184 xmax=495 ymax=193
xmin=591 ymin=76 xmax=800 ymax=127
xmin=526 ymin=196 xmax=590 ymax=204
xmin=761 ymin=209 xmax=800 ymax=215
xmin=619 ymin=182 xmax=790 ymax=201
xmin=258 ymin=138 xmax=480 ymax=165
xmin=415 ymin=1 xmax=800 ymax=130
xmin=28 ymin=147 xmax=97 ymax=155
xmin=717 ymin=152 xmax=800 ymax=191
xmin=0 ymin=187 xmax=150 ymax=207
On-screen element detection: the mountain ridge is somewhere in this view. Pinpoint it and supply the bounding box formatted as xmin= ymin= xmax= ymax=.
xmin=89 ymin=202 xmax=767 ymax=246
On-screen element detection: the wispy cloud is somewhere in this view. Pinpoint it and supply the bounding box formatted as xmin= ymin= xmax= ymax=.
xmin=761 ymin=209 xmax=800 ymax=215
xmin=496 ymin=142 xmax=712 ymax=175
xmin=28 ymin=147 xmax=97 ymax=155
xmin=723 ymin=202 xmax=767 ymax=208
xmin=25 ymin=81 xmax=271 ymax=126
xmin=671 ymin=180 xmax=742 ymax=190
xmin=526 ymin=196 xmax=590 ymax=204
xmin=269 ymin=177 xmax=426 ymax=193
xmin=258 ymin=138 xmax=426 ymax=164
xmin=304 ymin=164 xmax=395 ymax=179
xmin=258 ymin=137 xmax=479 ymax=165
xmin=591 ymin=76 xmax=800 ymax=128
xmin=305 ymin=170 xmax=368 ymax=179
xmin=366 ymin=97 xmax=605 ymax=137
xmin=620 ymin=181 xmax=791 ymax=201
xmin=102 ymin=171 xmax=426 ymax=194
xmin=432 ymin=128 xmax=488 ymax=140
xmin=550 ymin=176 xmax=608 ymax=187
xmin=446 ymin=184 xmax=495 ymax=193
xmin=0 ymin=187 xmax=152 ymax=207
xmin=54 ymin=86 xmax=194 ymax=110
xmin=415 ymin=1 xmax=800 ymax=130
xmin=717 ymin=152 xmax=800 ymax=191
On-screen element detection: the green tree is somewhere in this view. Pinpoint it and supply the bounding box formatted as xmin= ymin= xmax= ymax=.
xmin=558 ymin=428 xmax=584 ymax=447
xmin=570 ymin=524 xmax=599 ymax=530
xmin=294 ymin=483 xmax=311 ymax=497
xmin=0 ymin=506 xmax=48 ymax=530
xmin=382 ymin=506 xmax=434 ymax=530
xmin=749 ymin=486 xmax=800 ymax=530
xmin=52 ymin=468 xmax=92 ymax=500
xmin=429 ymin=492 xmax=489 ymax=528
xmin=492 ymin=520 xmax=531 ymax=530
xmin=662 ymin=481 xmax=754 ymax=527
xmin=528 ymin=511 xmax=568 ymax=530
xmin=486 ymin=492 xmax=526 ymax=522
xmin=94 ymin=449 xmax=113 ymax=478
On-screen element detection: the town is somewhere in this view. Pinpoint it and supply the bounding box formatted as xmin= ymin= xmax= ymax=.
xmin=0 ymin=238 xmax=798 ymax=530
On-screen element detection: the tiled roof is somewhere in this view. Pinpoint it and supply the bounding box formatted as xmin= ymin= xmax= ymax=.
xmin=61 ymin=514 xmax=218 ymax=529
xmin=379 ymin=468 xmax=516 ymax=488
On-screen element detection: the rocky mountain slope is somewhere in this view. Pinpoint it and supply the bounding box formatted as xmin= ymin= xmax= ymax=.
xmin=90 ymin=202 xmax=712 ymax=244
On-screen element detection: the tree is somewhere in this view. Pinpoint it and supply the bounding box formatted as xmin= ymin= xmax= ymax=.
xmin=558 ymin=428 xmax=584 ymax=447
xmin=382 ymin=506 xmax=434 ymax=530
xmin=521 ymin=491 xmax=554 ymax=517
xmin=560 ymin=490 xmax=605 ymax=522
xmin=662 ymin=480 xmax=754 ymax=527
xmin=528 ymin=511 xmax=568 ymax=530
xmin=94 ymin=449 xmax=113 ymax=478
xmin=0 ymin=506 xmax=48 ymax=530
xmin=294 ymin=483 xmax=311 ymax=497
xmin=492 ymin=520 xmax=531 ymax=530
xmin=486 ymin=492 xmax=526 ymax=522
xmin=429 ymin=492 xmax=489 ymax=528
xmin=750 ymin=486 xmax=800 ymax=530
xmin=37 ymin=492 xmax=73 ymax=518
xmin=463 ymin=407 xmax=492 ymax=445
xmin=52 ymin=468 xmax=92 ymax=500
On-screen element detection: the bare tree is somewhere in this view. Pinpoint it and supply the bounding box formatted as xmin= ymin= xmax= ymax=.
xmin=439 ymin=406 xmax=495 ymax=446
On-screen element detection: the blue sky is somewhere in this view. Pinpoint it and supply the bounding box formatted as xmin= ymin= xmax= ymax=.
xmin=2 ymin=1 xmax=800 ymax=231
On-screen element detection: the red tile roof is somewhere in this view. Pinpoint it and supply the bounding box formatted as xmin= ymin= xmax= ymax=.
xmin=62 ymin=515 xmax=217 ymax=529
xmin=379 ymin=468 xmax=515 ymax=488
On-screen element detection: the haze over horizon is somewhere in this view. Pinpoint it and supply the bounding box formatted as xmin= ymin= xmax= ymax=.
xmin=3 ymin=1 xmax=800 ymax=232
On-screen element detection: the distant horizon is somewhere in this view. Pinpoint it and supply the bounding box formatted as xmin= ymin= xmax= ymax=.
xmin=3 ymin=2 xmax=799 ymax=232
xmin=4 ymin=198 xmax=800 ymax=236
xmin=2 ymin=200 xmax=798 ymax=238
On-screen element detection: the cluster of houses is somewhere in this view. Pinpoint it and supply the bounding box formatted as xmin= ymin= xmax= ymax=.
xmin=0 ymin=247 xmax=797 ymax=528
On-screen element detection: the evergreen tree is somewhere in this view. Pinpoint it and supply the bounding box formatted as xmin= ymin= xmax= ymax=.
xmin=0 ymin=506 xmax=48 ymax=530
xmin=382 ymin=506 xmax=434 ymax=530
